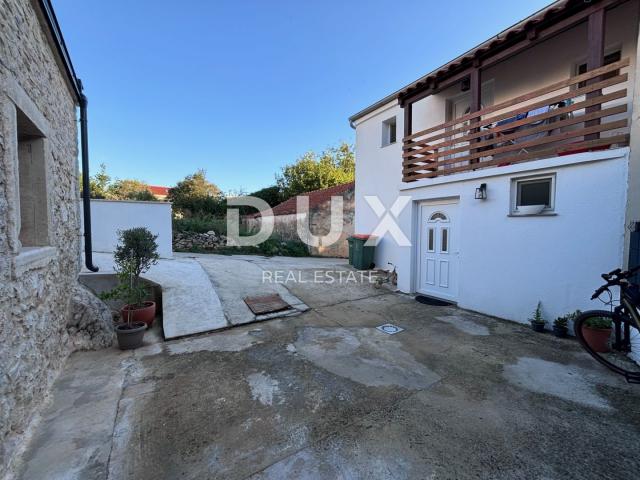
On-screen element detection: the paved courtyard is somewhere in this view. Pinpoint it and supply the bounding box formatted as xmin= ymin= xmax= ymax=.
xmin=12 ymin=255 xmax=640 ymax=479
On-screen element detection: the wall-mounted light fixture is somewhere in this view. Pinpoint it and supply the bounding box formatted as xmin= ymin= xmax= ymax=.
xmin=475 ymin=183 xmax=487 ymax=200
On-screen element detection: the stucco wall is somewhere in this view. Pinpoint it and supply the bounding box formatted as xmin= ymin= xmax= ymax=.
xmin=81 ymin=199 xmax=174 ymax=258
xmin=0 ymin=0 xmax=82 ymax=473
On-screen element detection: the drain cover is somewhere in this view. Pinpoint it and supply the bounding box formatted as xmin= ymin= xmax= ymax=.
xmin=244 ymin=294 xmax=291 ymax=315
xmin=376 ymin=324 xmax=404 ymax=335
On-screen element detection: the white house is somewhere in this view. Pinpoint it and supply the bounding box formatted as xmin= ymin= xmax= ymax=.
xmin=350 ymin=0 xmax=640 ymax=324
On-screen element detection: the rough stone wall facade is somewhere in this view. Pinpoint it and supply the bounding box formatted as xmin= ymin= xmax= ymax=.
xmin=308 ymin=187 xmax=354 ymax=258
xmin=0 ymin=0 xmax=109 ymax=474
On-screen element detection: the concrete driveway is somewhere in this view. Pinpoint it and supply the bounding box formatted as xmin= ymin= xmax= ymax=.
xmin=12 ymin=255 xmax=640 ymax=480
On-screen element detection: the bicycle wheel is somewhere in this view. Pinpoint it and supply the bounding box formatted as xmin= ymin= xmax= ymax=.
xmin=574 ymin=310 xmax=640 ymax=383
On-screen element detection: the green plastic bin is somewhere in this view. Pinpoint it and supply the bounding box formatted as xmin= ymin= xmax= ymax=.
xmin=348 ymin=234 xmax=376 ymax=270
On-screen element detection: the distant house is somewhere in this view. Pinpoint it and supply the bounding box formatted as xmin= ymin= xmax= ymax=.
xmin=350 ymin=0 xmax=640 ymax=323
xmin=246 ymin=182 xmax=354 ymax=257
xmin=148 ymin=185 xmax=170 ymax=200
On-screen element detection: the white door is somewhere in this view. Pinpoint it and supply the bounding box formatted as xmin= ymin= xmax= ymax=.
xmin=417 ymin=202 xmax=459 ymax=301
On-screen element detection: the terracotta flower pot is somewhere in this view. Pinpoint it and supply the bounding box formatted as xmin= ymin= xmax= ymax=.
xmin=120 ymin=301 xmax=156 ymax=328
xmin=582 ymin=326 xmax=612 ymax=353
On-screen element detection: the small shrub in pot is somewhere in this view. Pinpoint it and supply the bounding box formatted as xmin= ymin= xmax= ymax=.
xmin=529 ymin=301 xmax=546 ymax=332
xmin=101 ymin=228 xmax=159 ymax=349
xmin=552 ymin=316 xmax=568 ymax=338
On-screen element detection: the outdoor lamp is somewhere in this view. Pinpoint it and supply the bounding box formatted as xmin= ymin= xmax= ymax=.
xmin=475 ymin=183 xmax=487 ymax=200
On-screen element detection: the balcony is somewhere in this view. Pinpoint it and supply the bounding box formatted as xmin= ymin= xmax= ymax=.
xmin=401 ymin=58 xmax=630 ymax=182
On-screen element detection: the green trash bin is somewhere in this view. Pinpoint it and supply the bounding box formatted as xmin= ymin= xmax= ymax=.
xmin=348 ymin=234 xmax=376 ymax=270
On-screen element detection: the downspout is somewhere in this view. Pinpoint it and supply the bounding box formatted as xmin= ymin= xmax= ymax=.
xmin=79 ymin=81 xmax=99 ymax=272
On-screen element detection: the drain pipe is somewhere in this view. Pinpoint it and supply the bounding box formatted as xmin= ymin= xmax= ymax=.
xmin=79 ymin=81 xmax=99 ymax=272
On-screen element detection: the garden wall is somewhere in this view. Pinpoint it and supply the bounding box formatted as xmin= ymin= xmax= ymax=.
xmin=80 ymin=199 xmax=173 ymax=258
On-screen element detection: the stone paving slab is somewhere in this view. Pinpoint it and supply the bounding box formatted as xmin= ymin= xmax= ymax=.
xmin=85 ymin=253 xmax=226 ymax=339
xmin=180 ymin=253 xmax=310 ymax=326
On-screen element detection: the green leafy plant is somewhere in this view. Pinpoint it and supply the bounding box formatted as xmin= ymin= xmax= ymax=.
xmin=529 ymin=301 xmax=545 ymax=324
xmin=584 ymin=316 xmax=612 ymax=330
xmin=100 ymin=228 xmax=159 ymax=320
xmin=553 ymin=316 xmax=568 ymax=328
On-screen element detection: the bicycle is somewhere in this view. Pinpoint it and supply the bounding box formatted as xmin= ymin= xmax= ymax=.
xmin=574 ymin=265 xmax=640 ymax=383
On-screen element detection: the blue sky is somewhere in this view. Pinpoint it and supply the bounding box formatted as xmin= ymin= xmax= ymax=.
xmin=55 ymin=0 xmax=551 ymax=193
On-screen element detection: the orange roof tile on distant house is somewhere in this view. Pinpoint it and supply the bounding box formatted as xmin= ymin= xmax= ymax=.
xmin=249 ymin=182 xmax=354 ymax=218
xmin=148 ymin=185 xmax=170 ymax=198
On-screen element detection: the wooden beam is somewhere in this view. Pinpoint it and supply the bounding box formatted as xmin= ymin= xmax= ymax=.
xmin=586 ymin=8 xmax=606 ymax=139
xmin=469 ymin=68 xmax=481 ymax=162
xmin=402 ymin=135 xmax=629 ymax=182
xmin=403 ymin=60 xmax=628 ymax=142
xmin=403 ymin=102 xmax=412 ymax=138
xmin=400 ymin=66 xmax=473 ymax=106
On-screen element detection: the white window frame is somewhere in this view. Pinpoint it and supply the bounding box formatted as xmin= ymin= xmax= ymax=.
xmin=381 ymin=116 xmax=397 ymax=147
xmin=510 ymin=173 xmax=556 ymax=215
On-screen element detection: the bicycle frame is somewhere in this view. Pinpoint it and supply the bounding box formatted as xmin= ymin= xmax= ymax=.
xmin=611 ymin=287 xmax=640 ymax=351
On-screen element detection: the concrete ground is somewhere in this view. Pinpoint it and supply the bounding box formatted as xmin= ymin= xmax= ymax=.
xmin=12 ymin=255 xmax=640 ymax=480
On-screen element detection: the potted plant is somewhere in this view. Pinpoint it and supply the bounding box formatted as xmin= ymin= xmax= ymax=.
xmin=101 ymin=228 xmax=159 ymax=350
xmin=582 ymin=316 xmax=612 ymax=353
xmin=529 ymin=301 xmax=546 ymax=332
xmin=552 ymin=315 xmax=568 ymax=338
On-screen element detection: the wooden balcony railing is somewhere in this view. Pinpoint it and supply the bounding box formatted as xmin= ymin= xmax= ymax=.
xmin=402 ymin=58 xmax=631 ymax=182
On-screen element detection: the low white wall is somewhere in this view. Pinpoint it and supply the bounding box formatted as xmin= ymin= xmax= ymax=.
xmin=80 ymin=199 xmax=173 ymax=258
xmin=356 ymin=147 xmax=629 ymax=325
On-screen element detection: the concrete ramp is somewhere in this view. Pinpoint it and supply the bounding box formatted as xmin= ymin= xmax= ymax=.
xmin=86 ymin=253 xmax=226 ymax=339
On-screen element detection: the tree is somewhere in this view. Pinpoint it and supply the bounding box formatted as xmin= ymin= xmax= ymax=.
xmin=168 ymin=169 xmax=223 ymax=215
xmin=276 ymin=142 xmax=354 ymax=199
xmin=108 ymin=178 xmax=156 ymax=201
xmin=250 ymin=185 xmax=282 ymax=207
xmin=79 ymin=163 xmax=111 ymax=199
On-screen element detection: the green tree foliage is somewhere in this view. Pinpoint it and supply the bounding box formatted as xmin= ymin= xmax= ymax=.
xmin=168 ymin=169 xmax=224 ymax=215
xmin=108 ymin=178 xmax=155 ymax=201
xmin=276 ymin=143 xmax=354 ymax=199
xmin=80 ymin=164 xmax=158 ymax=201
xmin=249 ymin=185 xmax=282 ymax=207
xmin=79 ymin=163 xmax=111 ymax=199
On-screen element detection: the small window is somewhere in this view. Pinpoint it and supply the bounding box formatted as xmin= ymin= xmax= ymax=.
xmin=576 ymin=50 xmax=621 ymax=88
xmin=381 ymin=116 xmax=397 ymax=147
xmin=16 ymin=108 xmax=49 ymax=248
xmin=511 ymin=175 xmax=555 ymax=214
xmin=441 ymin=228 xmax=449 ymax=253
xmin=427 ymin=228 xmax=435 ymax=252
xmin=428 ymin=212 xmax=448 ymax=222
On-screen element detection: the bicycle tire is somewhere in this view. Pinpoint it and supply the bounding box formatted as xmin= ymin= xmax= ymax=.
xmin=574 ymin=310 xmax=640 ymax=383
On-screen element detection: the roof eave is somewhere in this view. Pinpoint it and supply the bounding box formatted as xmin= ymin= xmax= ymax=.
xmin=35 ymin=0 xmax=82 ymax=104
xmin=348 ymin=0 xmax=574 ymax=125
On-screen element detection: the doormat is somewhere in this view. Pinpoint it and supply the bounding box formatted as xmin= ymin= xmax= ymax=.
xmin=244 ymin=294 xmax=292 ymax=315
xmin=415 ymin=295 xmax=453 ymax=307
xmin=376 ymin=324 xmax=404 ymax=335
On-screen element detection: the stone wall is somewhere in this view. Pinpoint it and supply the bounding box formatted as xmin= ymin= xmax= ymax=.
xmin=0 ymin=1 xmax=113 ymax=475
xmin=243 ymin=186 xmax=355 ymax=257
xmin=308 ymin=187 xmax=354 ymax=258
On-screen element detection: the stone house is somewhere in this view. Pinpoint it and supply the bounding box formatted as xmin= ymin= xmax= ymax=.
xmin=0 ymin=0 xmax=112 ymax=475
xmin=245 ymin=182 xmax=355 ymax=257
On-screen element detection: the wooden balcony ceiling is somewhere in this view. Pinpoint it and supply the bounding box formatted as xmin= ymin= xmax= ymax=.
xmin=398 ymin=0 xmax=626 ymax=103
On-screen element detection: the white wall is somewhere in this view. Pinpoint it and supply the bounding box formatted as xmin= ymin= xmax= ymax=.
xmin=80 ymin=199 xmax=173 ymax=258
xmin=352 ymin=2 xmax=638 ymax=324
xmin=400 ymin=150 xmax=628 ymax=323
